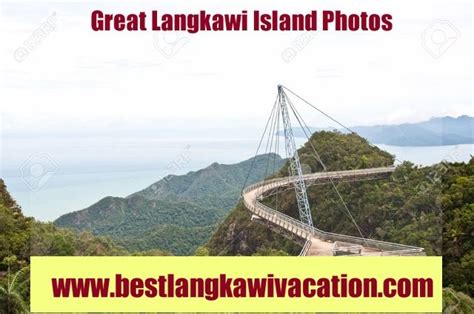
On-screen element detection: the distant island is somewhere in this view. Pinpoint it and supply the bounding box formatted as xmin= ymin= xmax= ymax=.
xmin=281 ymin=115 xmax=474 ymax=146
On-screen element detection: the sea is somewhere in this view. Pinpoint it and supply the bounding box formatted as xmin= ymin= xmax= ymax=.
xmin=1 ymin=136 xmax=473 ymax=222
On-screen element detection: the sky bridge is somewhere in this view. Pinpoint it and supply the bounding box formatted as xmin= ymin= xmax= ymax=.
xmin=241 ymin=86 xmax=425 ymax=256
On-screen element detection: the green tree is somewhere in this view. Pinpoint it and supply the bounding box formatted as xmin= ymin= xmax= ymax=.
xmin=195 ymin=246 xmax=209 ymax=256
xmin=0 ymin=257 xmax=28 ymax=313
xmin=50 ymin=234 xmax=75 ymax=255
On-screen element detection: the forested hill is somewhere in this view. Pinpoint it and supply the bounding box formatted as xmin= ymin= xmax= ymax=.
xmin=206 ymin=131 xmax=473 ymax=298
xmin=0 ymin=180 xmax=128 ymax=264
xmin=0 ymin=179 xmax=171 ymax=312
xmin=0 ymin=181 xmax=120 ymax=312
xmin=206 ymin=131 xmax=396 ymax=256
xmin=55 ymin=154 xmax=285 ymax=255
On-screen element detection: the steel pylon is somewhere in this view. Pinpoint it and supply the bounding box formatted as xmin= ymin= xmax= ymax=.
xmin=277 ymin=85 xmax=314 ymax=229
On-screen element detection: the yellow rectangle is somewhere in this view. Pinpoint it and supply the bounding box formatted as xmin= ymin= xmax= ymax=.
xmin=31 ymin=256 xmax=441 ymax=312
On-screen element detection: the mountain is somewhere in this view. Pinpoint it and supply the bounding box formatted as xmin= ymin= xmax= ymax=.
xmin=0 ymin=180 xmax=128 ymax=263
xmin=283 ymin=115 xmax=474 ymax=146
xmin=206 ymin=130 xmax=473 ymax=298
xmin=54 ymin=154 xmax=286 ymax=255
xmin=206 ymin=131 xmax=398 ymax=256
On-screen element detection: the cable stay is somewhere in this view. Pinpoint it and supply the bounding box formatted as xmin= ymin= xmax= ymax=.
xmin=234 ymin=86 xmax=425 ymax=256
xmin=281 ymin=88 xmax=367 ymax=240
xmin=241 ymin=94 xmax=278 ymax=194
xmin=281 ymin=85 xmax=404 ymax=166
xmin=241 ymin=85 xmax=405 ymax=244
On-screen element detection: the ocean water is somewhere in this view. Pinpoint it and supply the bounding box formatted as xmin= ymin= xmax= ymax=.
xmin=1 ymin=136 xmax=472 ymax=222
xmin=377 ymin=144 xmax=473 ymax=166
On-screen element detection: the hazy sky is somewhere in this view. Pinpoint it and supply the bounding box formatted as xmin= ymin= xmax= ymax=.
xmin=1 ymin=0 xmax=472 ymax=136
xmin=0 ymin=0 xmax=472 ymax=220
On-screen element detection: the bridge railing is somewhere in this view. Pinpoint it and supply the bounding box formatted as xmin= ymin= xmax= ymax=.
xmin=299 ymin=240 xmax=312 ymax=256
xmin=249 ymin=167 xmax=396 ymax=193
xmin=242 ymin=167 xmax=424 ymax=255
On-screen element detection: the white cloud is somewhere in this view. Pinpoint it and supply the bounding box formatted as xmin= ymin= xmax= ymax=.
xmin=0 ymin=0 xmax=472 ymax=134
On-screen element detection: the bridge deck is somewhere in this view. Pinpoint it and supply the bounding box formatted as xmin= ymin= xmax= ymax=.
xmin=242 ymin=167 xmax=425 ymax=256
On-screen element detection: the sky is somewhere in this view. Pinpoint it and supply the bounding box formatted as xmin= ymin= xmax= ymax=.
xmin=0 ymin=0 xmax=472 ymax=220
xmin=0 ymin=0 xmax=472 ymax=138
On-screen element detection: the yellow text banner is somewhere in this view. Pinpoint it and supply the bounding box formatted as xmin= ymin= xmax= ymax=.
xmin=31 ymin=256 xmax=441 ymax=312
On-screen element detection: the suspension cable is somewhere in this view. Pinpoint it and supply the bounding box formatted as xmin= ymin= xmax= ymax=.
xmin=284 ymin=89 xmax=327 ymax=171
xmin=285 ymin=91 xmax=367 ymax=240
xmin=241 ymin=95 xmax=278 ymax=194
xmin=282 ymin=85 xmax=403 ymax=166
xmin=216 ymin=219 xmax=254 ymax=256
xmin=259 ymin=97 xmax=279 ymax=197
xmin=282 ymin=85 xmax=356 ymax=134
xmin=274 ymin=103 xmax=281 ymax=211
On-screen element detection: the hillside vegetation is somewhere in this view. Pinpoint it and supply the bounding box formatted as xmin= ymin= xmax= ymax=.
xmin=55 ymin=154 xmax=285 ymax=255
xmin=442 ymin=159 xmax=474 ymax=296
xmin=443 ymin=288 xmax=474 ymax=313
xmin=0 ymin=179 xmax=144 ymax=313
xmin=207 ymin=131 xmax=397 ymax=255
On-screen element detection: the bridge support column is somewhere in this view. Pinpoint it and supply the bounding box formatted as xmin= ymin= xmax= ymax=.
xmin=278 ymin=85 xmax=314 ymax=230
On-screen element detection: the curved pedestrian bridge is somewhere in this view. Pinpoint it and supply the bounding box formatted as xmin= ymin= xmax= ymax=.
xmin=242 ymin=167 xmax=425 ymax=256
